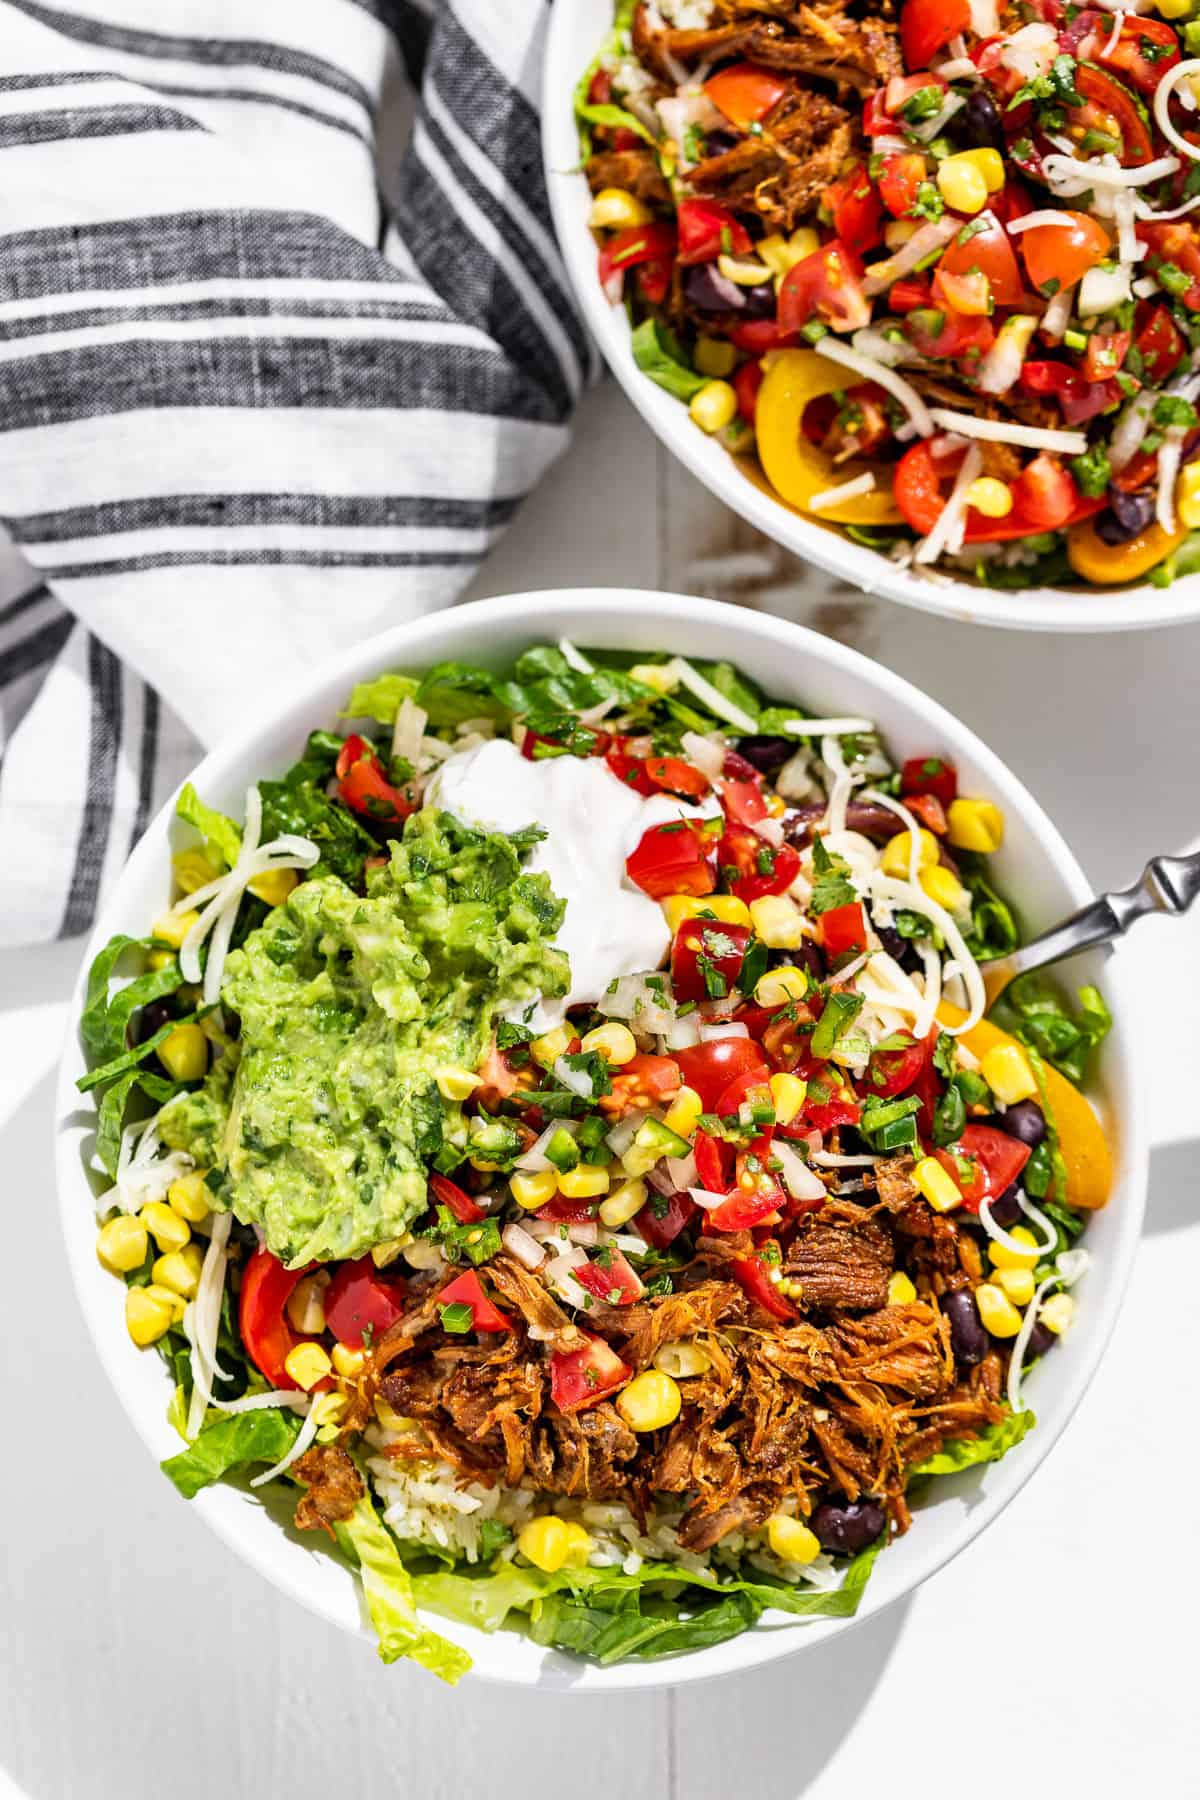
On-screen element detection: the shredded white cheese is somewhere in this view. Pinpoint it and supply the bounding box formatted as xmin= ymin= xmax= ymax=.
xmin=184 ymin=1211 xmax=233 ymax=1440
xmin=1154 ymin=60 xmax=1200 ymax=164
xmin=558 ymin=636 xmax=594 ymax=674
xmin=778 ymin=716 xmax=874 ymax=737
xmin=1156 ymin=428 xmax=1187 ymax=533
xmin=104 ymin=1111 xmax=193 ymax=1217
xmin=915 ymin=442 xmax=983 ymax=566
xmin=868 ymin=869 xmax=987 ymax=1031
xmin=927 ymin=407 xmax=1089 ymax=455
xmin=809 ymin=472 xmax=877 ymax=512
xmin=664 ymin=656 xmax=758 ymax=733
xmin=1004 ymin=209 xmax=1080 ymax=233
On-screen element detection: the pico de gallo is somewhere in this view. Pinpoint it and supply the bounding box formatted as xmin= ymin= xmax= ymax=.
xmin=79 ymin=639 xmax=1112 ymax=1679
xmin=579 ymin=0 xmax=1200 ymax=589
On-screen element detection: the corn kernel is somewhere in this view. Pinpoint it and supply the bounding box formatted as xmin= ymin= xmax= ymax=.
xmin=311 ymin=1391 xmax=347 ymax=1429
xmin=560 ymin=1521 xmax=593 ymax=1566
xmin=663 ymin=1086 xmax=704 ymax=1140
xmin=152 ymin=908 xmax=200 ymax=949
xmin=332 ymin=1342 xmax=366 ymax=1378
xmin=140 ymin=1201 xmax=191 ymax=1253
xmin=887 ymin=1270 xmax=917 ymax=1306
xmin=994 ymin=1265 xmax=1036 ymax=1306
xmin=247 ymin=865 xmax=299 ymax=908
xmin=147 ymin=949 xmax=176 ymax=971
xmin=284 ymin=1342 xmax=333 ymax=1390
xmin=167 ymin=1172 xmax=211 ymax=1223
xmin=157 ymin=1022 xmax=209 ymax=1083
xmin=125 ymin=1286 xmax=175 ymax=1348
xmin=919 ymin=864 xmax=967 ymax=912
xmin=1178 ymin=462 xmax=1200 ymax=529
xmin=557 ymin=1164 xmax=610 ymax=1200
xmin=662 ymin=894 xmax=705 ymax=934
xmin=653 ymin=1339 xmax=712 ymax=1378
xmin=754 ymin=965 xmax=808 ymax=1007
xmin=913 ymin=1156 xmax=962 ymax=1213
xmin=435 ymin=1064 xmax=482 ymax=1101
xmin=981 ymin=1043 xmax=1038 ymax=1106
xmin=145 ymin=1282 xmax=187 ymax=1321
xmin=629 ymin=662 xmax=679 ymax=695
xmin=880 ymin=828 xmax=938 ymax=880
xmin=689 ymin=379 xmax=738 ymax=434
xmin=987 ymin=1225 xmax=1040 ymax=1271
xmin=787 ymin=226 xmax=819 ymax=260
xmin=372 ymin=1237 xmax=409 ymax=1268
xmin=769 ymin=1071 xmax=808 ymax=1128
xmin=153 ymin=1243 xmax=204 ymax=1300
xmin=374 ymin=1396 xmax=412 ymax=1434
xmin=511 ymin=1168 xmax=559 ymax=1210
xmin=958 ymin=147 xmax=1004 ymax=192
xmin=937 ymin=155 xmax=989 ymax=214
xmin=286 ymin=1271 xmax=328 ymax=1334
xmin=1157 ymin=0 xmax=1191 ymax=16
xmin=96 ymin=1214 xmax=149 ymax=1274
xmin=580 ymin=1022 xmax=638 ymax=1066
xmin=616 ymin=1369 xmax=681 ymax=1432
xmin=530 ymin=1024 xmax=573 ymax=1068
xmin=965 ymin=476 xmax=1014 ymax=519
xmin=518 ymin=1516 xmax=574 ymax=1573
xmin=717 ymin=251 xmax=773 ymax=288
xmin=767 ymin=1513 xmax=821 ymax=1565
xmin=588 ymin=186 xmax=651 ymax=229
xmin=1039 ymin=1292 xmax=1076 ymax=1335
xmin=976 ymin=1281 xmax=1023 ymax=1338
xmin=694 ymin=336 xmax=738 ymax=377
xmin=757 ymin=231 xmax=813 ymax=278
xmin=748 ymin=894 xmax=805 ymax=949
xmin=599 ymin=1176 xmax=649 ymax=1228
xmin=946 ymin=798 xmax=1004 ymax=853
xmin=172 ymin=847 xmax=220 ymax=894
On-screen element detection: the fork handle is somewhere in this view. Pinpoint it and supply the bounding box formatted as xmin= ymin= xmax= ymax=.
xmin=1008 ymin=848 xmax=1200 ymax=979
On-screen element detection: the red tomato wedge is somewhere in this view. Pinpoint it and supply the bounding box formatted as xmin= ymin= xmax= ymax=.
xmin=937 ymin=210 xmax=1023 ymax=308
xmin=879 ymin=153 xmax=927 ymax=220
xmin=778 ymin=240 xmax=870 ymax=334
xmin=1020 ymin=212 xmax=1111 ymax=294
xmin=694 ymin=1130 xmax=737 ymax=1194
xmin=717 ymin=820 xmax=800 ymax=901
xmin=238 ymin=1247 xmax=322 ymax=1391
xmin=1069 ymin=64 xmax=1152 ymax=165
xmin=827 ymin=162 xmax=884 ymax=252
xmin=429 ymin=1173 xmax=485 ymax=1225
xmin=893 ymin=441 xmax=1103 ymax=542
xmin=597 ymin=221 xmax=677 ymax=290
xmin=1095 ymin=16 xmax=1180 ymax=96
xmin=437 ymin=1268 xmax=514 ymax=1334
xmin=671 ymin=918 xmax=751 ymax=1003
xmin=605 ymin=750 xmax=657 ymax=796
xmin=674 ymin=1038 xmax=770 ymax=1110
xmin=325 ymin=1258 xmax=407 ymax=1348
xmin=934 ymin=1124 xmax=1031 ymax=1213
xmin=336 ymin=736 xmax=414 ymax=823
xmin=602 ymin=1053 xmax=682 ymax=1117
xmin=550 ymin=1332 xmax=632 ymax=1413
xmin=573 ymin=1247 xmax=644 ymax=1308
xmin=704 ymin=61 xmax=788 ymax=126
xmin=901 ymin=755 xmax=957 ymax=808
xmin=676 ymin=198 xmax=752 ymax=265
xmin=900 ymin=0 xmax=971 ymax=73
xmin=645 ymin=755 xmax=709 ymax=798
xmin=634 ymin=1189 xmax=697 ymax=1249
xmin=626 ymin=820 xmax=715 ymax=899
xmin=731 ymin=1248 xmax=797 ymax=1322
xmin=816 ymin=901 xmax=867 ymax=958
xmin=865 ymin=1033 xmax=930 ymax=1098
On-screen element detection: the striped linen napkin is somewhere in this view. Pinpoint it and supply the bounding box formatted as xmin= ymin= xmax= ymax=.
xmin=0 ymin=0 xmax=591 ymax=946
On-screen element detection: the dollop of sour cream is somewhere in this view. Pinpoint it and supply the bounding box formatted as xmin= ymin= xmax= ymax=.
xmin=428 ymin=738 xmax=717 ymax=1031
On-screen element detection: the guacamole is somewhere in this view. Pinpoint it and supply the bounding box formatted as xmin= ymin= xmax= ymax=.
xmin=160 ymin=809 xmax=567 ymax=1266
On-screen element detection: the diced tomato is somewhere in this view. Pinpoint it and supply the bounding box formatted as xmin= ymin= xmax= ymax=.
xmin=1021 ymin=212 xmax=1111 ymax=295
xmin=1012 ymin=454 xmax=1078 ymax=531
xmin=932 ymin=265 xmax=991 ymax=318
xmin=325 ymin=1257 xmax=407 ymax=1348
xmin=602 ymin=1052 xmax=682 ymax=1118
xmin=694 ymin=1129 xmax=737 ymax=1194
xmin=904 ymin=792 xmax=948 ymax=835
xmin=475 ymin=1039 xmax=523 ymax=1108
xmin=905 ymin=305 xmax=995 ymax=362
xmin=902 ymin=755 xmax=957 ymax=809
xmin=778 ymin=240 xmax=870 ymax=335
xmin=1141 ymin=221 xmax=1200 ymax=312
xmin=801 ymin=1090 xmax=862 ymax=1132
xmin=587 ymin=69 xmax=613 ymax=105
xmin=733 ymin=357 xmax=763 ymax=423
xmin=536 ymin=1195 xmax=601 ymax=1225
xmin=729 ymin=318 xmax=802 ymax=355
xmin=816 ymin=900 xmax=867 ymax=958
xmin=934 ymin=1123 xmax=1030 ymax=1214
xmin=761 ymin=1012 xmax=816 ymax=1073
xmin=708 ymin=1136 xmax=786 ymax=1230
xmin=884 ymin=72 xmax=948 ymax=116
xmin=434 ymin=1268 xmax=513 ymax=1335
xmin=889 ymin=275 xmax=932 ymax=313
xmin=939 ymin=210 xmax=1024 ymax=308
xmin=674 ymin=1037 xmax=771 ymax=1110
xmin=717 ymin=820 xmax=801 ymax=902
xmin=865 ymin=1032 xmax=930 ymax=1098
xmin=1095 ymin=16 xmax=1180 ymax=96
xmin=720 ymin=777 xmax=769 ymax=826
xmin=1069 ymin=64 xmax=1153 ymax=166
xmin=646 ymin=755 xmax=710 ymax=798
xmin=676 ymin=198 xmax=752 ymax=265
xmin=704 ymin=60 xmax=788 ymax=126
xmin=912 ymin=1048 xmax=943 ymax=1141
xmin=626 ymin=820 xmax=715 ymax=899
xmin=1135 ymin=301 xmax=1186 ymax=384
xmin=573 ymin=1247 xmax=644 ymax=1308
xmin=336 ymin=735 xmax=414 ymax=824
xmin=723 ymin=750 xmax=764 ymax=785
xmin=238 ymin=1247 xmax=325 ymax=1391
xmin=731 ymin=1247 xmax=797 ymax=1322
xmin=605 ymin=750 xmax=658 ymax=796
xmin=671 ymin=917 xmax=751 ymax=1004
xmin=637 ymin=253 xmax=673 ymax=306
xmin=634 ymin=1190 xmax=697 ymax=1249
xmin=428 ymin=1173 xmax=485 ymax=1225
xmin=878 ymin=153 xmax=927 ymax=220
xmin=827 ymin=162 xmax=884 ymax=252
xmin=900 ymin=0 xmax=971 ymax=74
xmin=597 ymin=221 xmax=678 ymax=291
xmin=550 ymin=1331 xmax=632 ymax=1412
xmin=713 ymin=1067 xmax=775 ymax=1118
xmin=1083 ymin=328 xmax=1130 ymax=385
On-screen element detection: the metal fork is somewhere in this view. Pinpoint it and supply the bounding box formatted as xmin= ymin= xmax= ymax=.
xmin=983 ymin=848 xmax=1200 ymax=1006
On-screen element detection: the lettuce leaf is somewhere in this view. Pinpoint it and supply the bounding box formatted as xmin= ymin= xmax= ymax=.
xmin=176 ymin=782 xmax=242 ymax=868
xmin=332 ymin=1494 xmax=471 ymax=1683
xmin=573 ymin=0 xmax=641 ymax=158
xmin=991 ymin=973 xmax=1112 ymax=1085
xmin=412 ymin=1533 xmax=884 ymax=1665
xmin=161 ymin=1407 xmax=302 ymax=1499
xmin=342 ymin=673 xmax=421 ymax=725
xmin=910 ymin=1408 xmax=1035 ymax=1476
xmin=80 ymin=932 xmax=183 ymax=1064
xmin=95 ymin=1066 xmax=178 ymax=1177
xmin=630 ymin=318 xmax=708 ymax=403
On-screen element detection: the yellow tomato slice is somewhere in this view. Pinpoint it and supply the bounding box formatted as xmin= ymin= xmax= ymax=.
xmin=755 ymin=349 xmax=903 ymax=526
xmin=936 ymin=1001 xmax=1113 ymax=1210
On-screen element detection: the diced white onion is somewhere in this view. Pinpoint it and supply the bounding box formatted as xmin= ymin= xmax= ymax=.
xmin=664 ymin=1150 xmax=699 ymax=1190
xmin=391 ymin=697 xmax=427 ymax=765
xmin=554 ymin=1055 xmax=597 ymax=1098
xmin=605 ymin=1112 xmax=644 ymax=1157
xmin=809 ymin=472 xmax=877 ymax=513
xmin=773 ymin=1138 xmax=828 ymax=1202
xmin=1040 ymin=288 xmax=1073 ymax=342
xmin=861 ymin=218 xmax=960 ymax=298
xmin=680 ymin=730 xmax=727 ymax=780
xmin=815 ymin=337 xmax=934 ymax=437
xmin=665 ymin=1012 xmax=703 ymax=1050
xmin=976 ymin=315 xmax=1039 ymax=399
xmin=699 ymin=1020 xmax=749 ymax=1041
xmin=1154 ymin=60 xmax=1200 ymax=164
xmin=909 ymin=91 xmax=965 ymax=143
xmin=1000 ymin=21 xmax=1056 ymax=80
xmin=1156 ymin=429 xmax=1187 ymax=534
xmin=1079 ymin=261 xmax=1133 ymax=317
xmin=812 ymin=1150 xmax=881 ymax=1167
xmin=516 ymin=1118 xmax=578 ymax=1172
xmin=502 ymin=1222 xmax=545 ymax=1269
xmin=933 ymin=56 xmax=979 ymax=79
xmin=927 ymin=408 xmax=1089 ymax=455
xmin=558 ymin=636 xmax=594 ymax=674
xmin=1109 ymin=387 xmax=1157 ymax=471
xmin=688 ymin=1187 xmax=732 ymax=1210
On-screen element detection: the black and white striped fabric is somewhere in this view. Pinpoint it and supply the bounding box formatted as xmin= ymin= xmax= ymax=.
xmin=0 ymin=0 xmax=592 ymax=945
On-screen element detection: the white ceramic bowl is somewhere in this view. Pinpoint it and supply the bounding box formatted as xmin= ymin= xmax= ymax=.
xmin=542 ymin=2 xmax=1200 ymax=633
xmin=56 ymin=590 xmax=1146 ymax=1689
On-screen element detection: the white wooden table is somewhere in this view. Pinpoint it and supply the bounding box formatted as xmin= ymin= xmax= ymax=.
xmin=2 ymin=381 xmax=1197 ymax=1800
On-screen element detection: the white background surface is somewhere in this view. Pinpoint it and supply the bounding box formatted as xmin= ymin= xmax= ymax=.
xmin=2 ymin=381 xmax=1197 ymax=1798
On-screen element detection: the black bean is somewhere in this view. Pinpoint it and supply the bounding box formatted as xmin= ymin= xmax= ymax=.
xmin=732 ymin=734 xmax=796 ymax=776
xmin=995 ymin=1099 xmax=1046 ymax=1149
xmin=1025 ymin=1320 xmax=1057 ymax=1358
xmin=682 ymin=263 xmax=774 ymax=316
xmin=785 ymin=801 xmax=904 ymax=846
xmin=950 ymin=90 xmax=1005 ymax=154
xmin=987 ymin=1182 xmax=1024 ymax=1229
xmin=942 ymin=1289 xmax=988 ymax=1365
xmin=130 ymin=997 xmax=174 ymax=1048
xmin=1096 ymin=486 xmax=1155 ymax=544
xmin=771 ymin=941 xmax=826 ymax=982
xmin=872 ymin=922 xmax=925 ymax=974
xmin=811 ymin=1498 xmax=887 ymax=1556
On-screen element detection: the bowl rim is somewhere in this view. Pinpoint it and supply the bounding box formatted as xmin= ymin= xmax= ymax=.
xmin=540 ymin=0 xmax=1200 ymax=635
xmin=54 ymin=587 xmax=1148 ymax=1690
